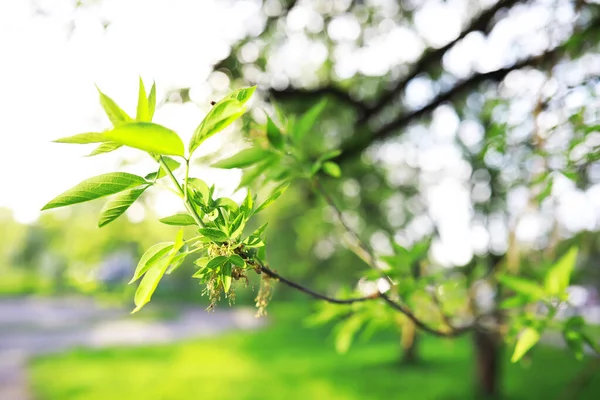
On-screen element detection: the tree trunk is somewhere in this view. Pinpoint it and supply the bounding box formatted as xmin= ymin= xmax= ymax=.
xmin=473 ymin=329 xmax=502 ymax=399
xmin=401 ymin=320 xmax=419 ymax=365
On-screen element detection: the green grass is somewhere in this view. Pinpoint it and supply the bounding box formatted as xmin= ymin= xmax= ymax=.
xmin=30 ymin=304 xmax=600 ymax=400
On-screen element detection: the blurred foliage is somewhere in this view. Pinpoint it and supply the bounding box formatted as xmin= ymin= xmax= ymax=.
xmin=30 ymin=304 xmax=600 ymax=400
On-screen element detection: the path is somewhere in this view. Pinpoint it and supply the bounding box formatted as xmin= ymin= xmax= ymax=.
xmin=0 ymin=296 xmax=265 ymax=400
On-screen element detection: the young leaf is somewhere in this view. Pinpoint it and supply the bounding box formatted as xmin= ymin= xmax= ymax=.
xmin=207 ymin=256 xmax=229 ymax=270
xmin=240 ymin=190 xmax=254 ymax=217
xmin=189 ymin=99 xmax=245 ymax=155
xmin=266 ymin=116 xmax=284 ymax=150
xmin=292 ymin=99 xmax=327 ymax=142
xmin=144 ymin=157 xmax=181 ymax=180
xmin=147 ymin=81 xmax=157 ymax=121
xmin=129 ymin=242 xmax=174 ymax=284
xmin=198 ymin=228 xmax=229 ymax=243
xmin=86 ymin=142 xmax=123 ymax=157
xmin=229 ymin=213 xmax=245 ymax=238
xmin=42 ymin=172 xmax=148 ymax=210
xmin=223 ymin=87 xmax=256 ymax=104
xmin=255 ymin=183 xmax=289 ymax=213
xmin=96 ymin=85 xmax=132 ymax=126
xmin=511 ymin=327 xmax=541 ymax=362
xmin=497 ymin=275 xmax=546 ymax=300
xmin=98 ymin=186 xmax=148 ymax=227
xmin=318 ymin=149 xmax=342 ymax=162
xmin=229 ymin=254 xmax=245 ymax=267
xmin=237 ymin=156 xmax=280 ymax=189
xmin=322 ymin=161 xmax=341 ymax=178
xmin=187 ymin=178 xmax=210 ymax=205
xmin=166 ymin=252 xmax=187 ymax=274
xmin=212 ymin=148 xmax=273 ymax=169
xmin=132 ymin=257 xmax=170 ymax=313
xmin=545 ymin=247 xmax=578 ymax=296
xmin=136 ymin=77 xmax=150 ymax=122
xmin=104 ymin=122 xmax=184 ymax=157
xmin=159 ymin=213 xmax=196 ymax=226
xmin=215 ymin=198 xmax=239 ymax=213
xmin=221 ymin=262 xmax=232 ymax=293
xmin=335 ymin=314 xmax=364 ymax=354
xmin=53 ymin=132 xmax=107 ymax=144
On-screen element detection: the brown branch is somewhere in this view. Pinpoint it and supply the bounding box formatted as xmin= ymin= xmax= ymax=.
xmin=257 ymin=263 xmax=375 ymax=304
xmin=269 ymin=86 xmax=368 ymax=114
xmin=360 ymin=0 xmax=523 ymax=124
xmin=250 ymin=256 xmax=473 ymax=337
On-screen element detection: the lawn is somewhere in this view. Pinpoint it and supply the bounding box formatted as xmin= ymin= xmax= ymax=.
xmin=30 ymin=304 xmax=600 ymax=400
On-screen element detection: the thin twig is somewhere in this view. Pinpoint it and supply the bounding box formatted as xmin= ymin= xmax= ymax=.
xmin=253 ymin=258 xmax=473 ymax=337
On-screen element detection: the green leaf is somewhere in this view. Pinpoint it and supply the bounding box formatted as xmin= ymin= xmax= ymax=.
xmin=318 ymin=149 xmax=342 ymax=162
xmin=215 ymin=197 xmax=239 ymax=213
xmin=96 ymin=85 xmax=132 ymax=126
xmin=229 ymin=254 xmax=245 ymax=267
xmin=129 ymin=242 xmax=174 ymax=284
xmin=266 ymin=116 xmax=284 ymax=150
xmin=535 ymin=178 xmax=553 ymax=203
xmin=221 ymin=262 xmax=232 ymax=293
xmin=223 ymin=86 xmax=256 ymax=104
xmin=194 ymin=257 xmax=210 ymax=269
xmin=53 ymin=132 xmax=107 ymax=144
xmin=136 ymin=77 xmax=150 ymax=122
xmin=229 ymin=213 xmax=246 ymax=238
xmin=132 ymin=257 xmax=170 ymax=313
xmin=292 ymin=99 xmax=327 ymax=141
xmin=147 ymin=81 xmax=157 ymax=121
xmin=189 ymin=94 xmax=248 ymax=155
xmin=243 ymin=234 xmax=264 ymax=248
xmin=322 ymin=161 xmax=341 ymax=178
xmin=498 ymin=275 xmax=546 ymax=300
xmin=104 ymin=122 xmax=184 ymax=157
xmin=564 ymin=329 xmax=585 ymax=360
xmin=159 ymin=213 xmax=196 ymax=226
xmin=173 ymin=229 xmax=185 ymax=252
xmin=499 ymin=295 xmax=531 ymax=310
xmin=255 ymin=183 xmax=289 ymax=213
xmin=207 ymin=256 xmax=229 ymax=270
xmin=511 ymin=327 xmax=541 ymax=362
xmin=237 ymin=156 xmax=280 ymax=189
xmin=144 ymin=157 xmax=181 ymax=180
xmin=42 ymin=172 xmax=148 ymax=210
xmin=187 ymin=178 xmax=210 ymax=205
xmin=98 ymin=186 xmax=148 ymax=227
xmin=166 ymin=252 xmax=187 ymax=275
xmin=240 ymin=190 xmax=254 ymax=217
xmin=198 ymin=228 xmax=229 ymax=243
xmin=212 ymin=147 xmax=272 ymax=169
xmin=86 ymin=142 xmax=123 ymax=157
xmin=335 ymin=314 xmax=363 ymax=354
xmin=545 ymin=247 xmax=578 ymax=296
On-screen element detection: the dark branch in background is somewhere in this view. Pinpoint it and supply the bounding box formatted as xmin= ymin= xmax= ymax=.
xmin=269 ymin=86 xmax=369 ymax=114
xmin=359 ymin=0 xmax=523 ymax=124
xmin=336 ymin=11 xmax=600 ymax=163
xmin=336 ymin=47 xmax=562 ymax=163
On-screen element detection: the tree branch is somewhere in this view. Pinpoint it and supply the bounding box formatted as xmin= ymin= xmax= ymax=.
xmin=336 ymin=47 xmax=562 ymax=163
xmin=360 ymin=0 xmax=523 ymax=124
xmin=256 ymin=260 xmax=472 ymax=337
xmin=269 ymin=86 xmax=369 ymax=114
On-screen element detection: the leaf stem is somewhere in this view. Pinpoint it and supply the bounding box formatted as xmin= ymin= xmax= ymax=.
xmin=158 ymin=156 xmax=206 ymax=228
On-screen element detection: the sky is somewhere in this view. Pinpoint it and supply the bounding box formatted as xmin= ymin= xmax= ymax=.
xmin=1 ymin=0 xmax=599 ymax=268
xmin=0 ymin=0 xmax=262 ymax=223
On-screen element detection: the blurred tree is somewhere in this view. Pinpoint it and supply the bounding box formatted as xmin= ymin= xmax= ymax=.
xmin=198 ymin=0 xmax=600 ymax=397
